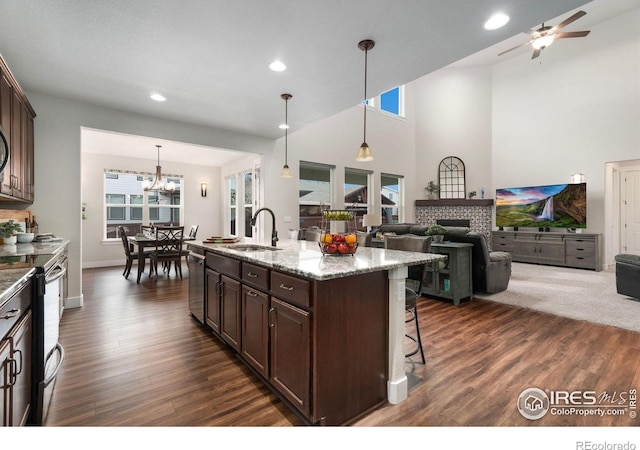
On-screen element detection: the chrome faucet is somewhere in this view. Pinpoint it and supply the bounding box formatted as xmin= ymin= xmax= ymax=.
xmin=250 ymin=208 xmax=279 ymax=247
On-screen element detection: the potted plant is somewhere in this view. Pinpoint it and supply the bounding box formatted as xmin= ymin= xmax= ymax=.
xmin=426 ymin=224 xmax=447 ymax=243
xmin=0 ymin=220 xmax=24 ymax=245
xmin=425 ymin=181 xmax=440 ymax=199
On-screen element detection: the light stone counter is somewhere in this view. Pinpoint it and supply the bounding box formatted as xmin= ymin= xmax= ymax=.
xmin=188 ymin=238 xmax=444 ymax=281
xmin=188 ymin=237 xmax=446 ymax=405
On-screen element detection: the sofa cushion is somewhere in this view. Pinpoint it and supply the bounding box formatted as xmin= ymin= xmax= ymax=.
xmin=614 ymin=254 xmax=640 ymax=266
xmin=443 ymin=227 xmax=470 ymax=238
xmin=379 ymin=223 xmax=414 ymax=235
xmin=409 ymin=225 xmax=429 ymax=236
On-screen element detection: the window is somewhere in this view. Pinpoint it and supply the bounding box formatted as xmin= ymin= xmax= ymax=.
xmin=344 ymin=167 xmax=372 ymax=231
xmin=104 ymin=170 xmax=183 ymax=239
xmin=244 ymin=171 xmax=253 ymax=238
xmin=106 ymin=194 xmax=125 ymax=220
xmin=299 ymin=161 xmax=334 ymax=231
xmin=228 ymin=176 xmax=237 ymax=235
xmin=381 ymin=173 xmax=404 ymax=224
xmin=380 ymin=86 xmax=401 ymax=116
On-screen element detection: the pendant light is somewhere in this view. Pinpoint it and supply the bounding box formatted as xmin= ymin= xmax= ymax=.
xmin=280 ymin=93 xmax=293 ymax=178
xmin=142 ymin=145 xmax=175 ymax=192
xmin=356 ymin=39 xmax=375 ymax=162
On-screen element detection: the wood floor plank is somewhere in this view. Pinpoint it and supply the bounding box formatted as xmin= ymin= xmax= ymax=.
xmin=44 ymin=266 xmax=639 ymax=427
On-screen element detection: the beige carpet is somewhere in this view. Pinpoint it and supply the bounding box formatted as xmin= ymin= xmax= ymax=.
xmin=474 ymin=262 xmax=640 ymax=333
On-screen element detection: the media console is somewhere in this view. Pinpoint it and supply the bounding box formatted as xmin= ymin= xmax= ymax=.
xmin=491 ymin=230 xmax=602 ymax=271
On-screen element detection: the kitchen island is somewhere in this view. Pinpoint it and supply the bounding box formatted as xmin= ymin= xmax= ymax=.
xmin=188 ymin=238 xmax=445 ymax=425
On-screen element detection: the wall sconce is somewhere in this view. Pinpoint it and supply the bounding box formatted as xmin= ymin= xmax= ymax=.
xmin=200 ymin=183 xmax=207 ymax=197
xmin=570 ymin=173 xmax=585 ymax=184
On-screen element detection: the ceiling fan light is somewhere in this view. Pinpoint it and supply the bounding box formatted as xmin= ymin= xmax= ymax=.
xmin=532 ymin=35 xmax=554 ymax=50
xmin=356 ymin=143 xmax=373 ymax=162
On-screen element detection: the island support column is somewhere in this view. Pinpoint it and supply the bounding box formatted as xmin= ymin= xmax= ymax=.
xmin=387 ymin=266 xmax=408 ymax=404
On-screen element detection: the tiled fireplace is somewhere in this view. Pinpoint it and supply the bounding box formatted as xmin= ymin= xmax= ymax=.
xmin=414 ymin=199 xmax=494 ymax=247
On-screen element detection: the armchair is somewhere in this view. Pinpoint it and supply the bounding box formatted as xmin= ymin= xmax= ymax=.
xmin=614 ymin=254 xmax=640 ymax=299
xmin=444 ymin=230 xmax=511 ymax=294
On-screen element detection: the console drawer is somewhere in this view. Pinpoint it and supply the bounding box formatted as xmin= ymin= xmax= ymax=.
xmin=271 ymin=271 xmax=310 ymax=309
xmin=566 ymin=254 xmax=596 ymax=269
xmin=565 ymin=239 xmax=596 ymax=255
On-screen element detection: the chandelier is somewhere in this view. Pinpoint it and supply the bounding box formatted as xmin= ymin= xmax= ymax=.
xmin=142 ymin=145 xmax=175 ymax=192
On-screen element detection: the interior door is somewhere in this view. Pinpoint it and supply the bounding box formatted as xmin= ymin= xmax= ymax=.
xmin=622 ymin=170 xmax=640 ymax=255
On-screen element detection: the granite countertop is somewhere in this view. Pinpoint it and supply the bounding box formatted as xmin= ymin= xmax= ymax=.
xmin=0 ymin=240 xmax=68 ymax=308
xmin=188 ymin=238 xmax=446 ymax=281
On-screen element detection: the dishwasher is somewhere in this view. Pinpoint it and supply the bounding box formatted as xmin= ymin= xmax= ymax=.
xmin=187 ymin=247 xmax=205 ymax=324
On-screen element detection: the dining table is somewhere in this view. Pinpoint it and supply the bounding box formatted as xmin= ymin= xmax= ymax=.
xmin=128 ymin=234 xmax=196 ymax=283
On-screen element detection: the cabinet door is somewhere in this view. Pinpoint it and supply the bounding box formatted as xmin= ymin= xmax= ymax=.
xmin=205 ymin=268 xmax=221 ymax=334
xmin=220 ymin=275 xmax=241 ymax=352
xmin=241 ymin=286 xmax=269 ymax=377
xmin=0 ymin=337 xmax=10 ymax=426
xmin=10 ymin=90 xmax=22 ymax=198
xmin=536 ymin=242 xmax=565 ymax=264
xmin=0 ymin=72 xmax=12 ymax=196
xmin=513 ymin=241 xmax=539 ymax=262
xmin=269 ymin=297 xmax=310 ymax=416
xmin=9 ymin=310 xmax=31 ymax=426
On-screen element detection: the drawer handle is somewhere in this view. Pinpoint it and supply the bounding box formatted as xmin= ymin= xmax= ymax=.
xmin=1 ymin=308 xmax=20 ymax=320
xmin=576 ymin=248 xmax=585 ymax=251
xmin=247 ymin=272 xmax=259 ymax=278
xmin=247 ymin=290 xmax=258 ymax=297
xmin=269 ymin=307 xmax=274 ymax=327
xmin=576 ymin=257 xmax=584 ymax=260
xmin=279 ymin=283 xmax=294 ymax=291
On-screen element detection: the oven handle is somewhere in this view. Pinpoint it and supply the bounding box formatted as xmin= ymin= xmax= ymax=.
xmin=43 ymin=343 xmax=65 ymax=388
xmin=45 ymin=264 xmax=66 ymax=284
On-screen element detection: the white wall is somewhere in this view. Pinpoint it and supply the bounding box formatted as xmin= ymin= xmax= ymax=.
xmin=81 ymin=152 xmax=221 ymax=268
xmin=410 ymin=66 xmax=494 ymax=200
xmin=492 ymin=7 xmax=640 ymax=237
xmin=28 ymin=92 xmax=274 ymax=307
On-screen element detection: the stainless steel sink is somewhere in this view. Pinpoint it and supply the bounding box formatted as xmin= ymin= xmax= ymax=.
xmin=226 ymin=244 xmax=282 ymax=251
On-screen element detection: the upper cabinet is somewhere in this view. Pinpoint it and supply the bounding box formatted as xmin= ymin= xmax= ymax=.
xmin=0 ymin=55 xmax=36 ymax=203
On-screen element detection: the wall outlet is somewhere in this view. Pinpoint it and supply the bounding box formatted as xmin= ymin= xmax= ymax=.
xmin=284 ymin=215 xmax=291 ymax=223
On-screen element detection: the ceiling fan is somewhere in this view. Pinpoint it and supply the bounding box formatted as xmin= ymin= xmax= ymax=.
xmin=498 ymin=10 xmax=591 ymax=59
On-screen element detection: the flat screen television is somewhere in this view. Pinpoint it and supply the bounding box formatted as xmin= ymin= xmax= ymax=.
xmin=495 ymin=182 xmax=586 ymax=229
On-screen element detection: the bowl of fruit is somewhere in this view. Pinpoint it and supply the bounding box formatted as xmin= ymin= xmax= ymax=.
xmin=319 ymin=233 xmax=358 ymax=256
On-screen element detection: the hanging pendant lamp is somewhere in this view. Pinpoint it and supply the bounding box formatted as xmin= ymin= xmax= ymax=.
xmin=356 ymin=39 xmax=375 ymax=162
xmin=142 ymin=145 xmax=175 ymax=192
xmin=280 ymin=93 xmax=293 ymax=178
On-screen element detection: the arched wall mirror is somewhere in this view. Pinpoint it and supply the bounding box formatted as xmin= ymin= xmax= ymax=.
xmin=438 ymin=156 xmax=466 ymax=199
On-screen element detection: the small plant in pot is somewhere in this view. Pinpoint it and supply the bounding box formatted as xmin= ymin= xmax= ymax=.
xmin=425 ymin=181 xmax=440 ymax=200
xmin=426 ymin=224 xmax=447 ymax=243
xmin=0 ymin=220 xmax=24 ymax=245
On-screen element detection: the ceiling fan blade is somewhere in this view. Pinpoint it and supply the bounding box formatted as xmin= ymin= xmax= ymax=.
xmin=498 ymin=39 xmax=533 ymax=56
xmin=531 ymin=48 xmax=542 ymax=59
xmin=553 ymin=10 xmax=587 ymax=30
xmin=554 ymin=30 xmax=591 ymax=39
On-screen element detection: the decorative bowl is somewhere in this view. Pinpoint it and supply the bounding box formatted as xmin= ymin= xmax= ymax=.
xmin=16 ymin=232 xmax=35 ymax=243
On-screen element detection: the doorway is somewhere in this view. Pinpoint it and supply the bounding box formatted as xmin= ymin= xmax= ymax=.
xmin=605 ymin=159 xmax=640 ymax=265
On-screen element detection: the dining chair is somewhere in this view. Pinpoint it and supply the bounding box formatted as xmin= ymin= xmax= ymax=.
xmin=181 ymin=225 xmax=200 ymax=267
xmin=118 ymin=226 xmax=138 ymax=280
xmin=149 ymin=225 xmax=185 ymax=280
xmin=384 ymin=234 xmax=432 ymax=364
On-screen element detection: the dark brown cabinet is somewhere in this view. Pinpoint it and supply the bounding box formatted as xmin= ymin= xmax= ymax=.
xmin=1 ymin=309 xmax=32 ymax=427
xmin=241 ymin=286 xmax=269 ymax=378
xmin=205 ymin=268 xmax=221 ymax=334
xmin=269 ymin=297 xmax=309 ymax=416
xmin=0 ymin=56 xmax=36 ymax=203
xmin=219 ymin=275 xmax=241 ymax=352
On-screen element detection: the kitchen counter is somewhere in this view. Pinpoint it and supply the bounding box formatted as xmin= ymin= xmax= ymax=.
xmin=0 ymin=241 xmax=69 ymax=307
xmin=188 ymin=237 xmax=446 ymax=412
xmin=188 ymin=238 xmax=444 ymax=281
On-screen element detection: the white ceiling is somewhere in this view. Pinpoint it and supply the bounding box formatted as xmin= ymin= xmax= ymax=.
xmin=1 ymin=0 xmax=637 ymax=164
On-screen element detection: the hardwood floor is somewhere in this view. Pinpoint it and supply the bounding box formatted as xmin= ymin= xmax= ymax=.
xmin=45 ymin=266 xmax=640 ymax=427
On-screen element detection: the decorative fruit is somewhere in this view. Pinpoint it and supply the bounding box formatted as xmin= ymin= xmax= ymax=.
xmin=345 ymin=234 xmax=357 ymax=244
xmin=332 ymin=234 xmax=345 ymax=243
xmin=325 ymin=243 xmax=338 ymax=254
xmin=337 ymin=243 xmax=350 ymax=254
xmin=321 ymin=233 xmax=332 ymax=244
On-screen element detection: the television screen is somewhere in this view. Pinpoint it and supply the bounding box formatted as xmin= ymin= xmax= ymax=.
xmin=496 ymin=183 xmax=586 ymax=229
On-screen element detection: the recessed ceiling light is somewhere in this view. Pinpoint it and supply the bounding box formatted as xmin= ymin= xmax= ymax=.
xmin=279 ymin=123 xmax=289 ymax=130
xmin=150 ymin=93 xmax=166 ymax=102
xmin=484 ymin=13 xmax=510 ymax=30
xmin=269 ymin=60 xmax=287 ymax=72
